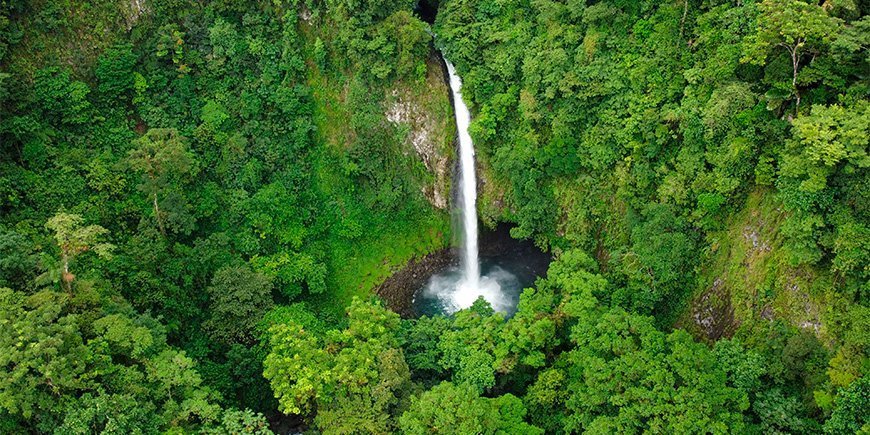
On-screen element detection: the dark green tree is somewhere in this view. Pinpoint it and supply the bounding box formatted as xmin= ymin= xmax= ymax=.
xmin=206 ymin=264 xmax=274 ymax=345
xmin=128 ymin=128 xmax=197 ymax=236
xmin=742 ymin=0 xmax=840 ymax=113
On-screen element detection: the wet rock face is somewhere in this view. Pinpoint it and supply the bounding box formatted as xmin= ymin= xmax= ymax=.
xmin=691 ymin=278 xmax=738 ymax=341
xmin=683 ymin=194 xmax=828 ymax=344
xmin=385 ymin=54 xmax=453 ymax=210
xmin=386 ymin=92 xmax=450 ymax=209
xmin=126 ymin=0 xmax=148 ymax=29
xmin=742 ymin=225 xmax=771 ymax=253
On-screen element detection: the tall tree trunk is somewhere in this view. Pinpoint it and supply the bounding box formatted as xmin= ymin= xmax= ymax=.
xmin=62 ymin=254 xmax=72 ymax=294
xmin=680 ymin=0 xmax=689 ymax=39
xmin=153 ymin=192 xmax=166 ymax=236
xmin=790 ymin=43 xmax=802 ymax=116
xmin=793 ymin=52 xmax=800 ymax=114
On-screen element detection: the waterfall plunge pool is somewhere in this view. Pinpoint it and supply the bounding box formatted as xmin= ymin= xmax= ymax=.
xmin=375 ymin=225 xmax=551 ymax=318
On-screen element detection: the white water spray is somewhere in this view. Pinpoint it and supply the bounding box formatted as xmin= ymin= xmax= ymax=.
xmin=445 ymin=60 xmax=480 ymax=290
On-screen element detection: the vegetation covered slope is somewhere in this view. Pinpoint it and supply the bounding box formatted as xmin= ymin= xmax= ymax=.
xmin=428 ymin=0 xmax=869 ymax=431
xmin=0 ymin=0 xmax=867 ymax=433
xmin=1 ymin=0 xmax=450 ymax=430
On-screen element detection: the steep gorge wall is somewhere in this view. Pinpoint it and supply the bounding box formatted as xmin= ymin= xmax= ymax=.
xmin=385 ymin=52 xmax=455 ymax=210
xmin=679 ymin=189 xmax=832 ymax=344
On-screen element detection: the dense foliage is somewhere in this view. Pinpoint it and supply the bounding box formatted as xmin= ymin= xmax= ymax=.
xmin=1 ymin=0 xmax=443 ymax=430
xmin=0 ymin=0 xmax=867 ymax=433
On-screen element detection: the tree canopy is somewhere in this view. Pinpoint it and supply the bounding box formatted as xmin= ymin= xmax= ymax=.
xmin=0 ymin=0 xmax=866 ymax=432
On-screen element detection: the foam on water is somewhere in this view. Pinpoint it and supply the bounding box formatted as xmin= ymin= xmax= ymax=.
xmin=421 ymin=265 xmax=520 ymax=314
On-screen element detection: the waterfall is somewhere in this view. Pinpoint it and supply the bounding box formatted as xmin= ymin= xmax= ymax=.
xmin=418 ymin=56 xmax=518 ymax=315
xmin=445 ymin=60 xmax=480 ymax=290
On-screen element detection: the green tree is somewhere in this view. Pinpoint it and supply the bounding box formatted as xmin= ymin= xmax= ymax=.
xmin=753 ymin=388 xmax=817 ymax=433
xmin=313 ymin=37 xmax=326 ymax=70
xmin=778 ymin=101 xmax=869 ymax=272
xmin=495 ymin=249 xmax=608 ymax=380
xmin=206 ymin=265 xmax=274 ymax=345
xmin=202 ymin=408 xmax=274 ymax=434
xmin=327 ymin=0 xmax=415 ymax=25
xmin=156 ymin=23 xmax=186 ymax=73
xmin=0 ymin=287 xmax=222 ymax=431
xmin=399 ymin=315 xmax=451 ymax=382
xmin=438 ymin=299 xmax=504 ymax=393
xmin=742 ymin=0 xmax=840 ymax=113
xmin=262 ymin=320 xmax=326 ymax=415
xmin=32 ymin=67 xmax=93 ymax=125
xmin=0 ymin=288 xmax=89 ymax=421
xmin=95 ymin=43 xmax=137 ymax=98
xmin=43 ymin=212 xmax=114 ymax=292
xmin=0 ymin=226 xmax=37 ymax=289
xmin=128 ymin=128 xmax=197 ymax=236
xmin=615 ymin=203 xmax=696 ymax=316
xmin=527 ymin=308 xmax=748 ymax=434
xmin=783 ymin=101 xmax=870 ymax=194
xmin=824 ymin=376 xmax=869 ymax=434
xmin=263 ymin=298 xmax=411 ymax=433
xmin=399 ymin=382 xmax=543 ymax=435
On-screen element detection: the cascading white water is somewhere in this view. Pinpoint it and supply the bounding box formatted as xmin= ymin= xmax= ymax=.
xmin=445 ymin=60 xmax=480 ymax=290
xmin=416 ymin=57 xmax=525 ymax=315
